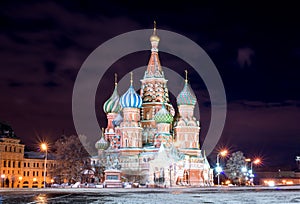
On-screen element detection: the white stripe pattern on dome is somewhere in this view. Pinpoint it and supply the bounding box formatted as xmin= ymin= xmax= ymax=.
xmin=103 ymin=85 xmax=121 ymax=113
xmin=120 ymin=85 xmax=142 ymax=108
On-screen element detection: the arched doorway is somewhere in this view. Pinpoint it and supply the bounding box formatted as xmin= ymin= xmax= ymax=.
xmin=23 ymin=181 xmax=29 ymax=188
xmin=5 ymin=178 xmax=9 ymax=187
xmin=81 ymin=169 xmax=95 ymax=183
xmin=32 ymin=181 xmax=38 ymax=188
xmin=183 ymin=170 xmax=189 ymax=185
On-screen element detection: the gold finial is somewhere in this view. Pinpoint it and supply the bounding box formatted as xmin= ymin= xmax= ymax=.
xmin=153 ymin=20 xmax=156 ymax=35
xmin=185 ymin=69 xmax=188 ymax=83
xmin=130 ymin=72 xmax=133 ymax=86
xmin=114 ymin=73 xmax=118 ymax=86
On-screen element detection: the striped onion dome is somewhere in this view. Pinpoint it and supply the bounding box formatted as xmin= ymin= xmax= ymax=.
xmin=177 ymin=82 xmax=197 ymax=106
xmin=120 ymin=85 xmax=142 ymax=108
xmin=95 ymin=133 xmax=109 ymax=150
xmin=154 ymin=104 xmax=173 ymax=124
xmin=103 ymin=84 xmax=121 ymax=113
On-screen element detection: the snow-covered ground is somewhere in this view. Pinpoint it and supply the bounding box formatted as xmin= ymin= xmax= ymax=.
xmin=0 ymin=186 xmax=300 ymax=203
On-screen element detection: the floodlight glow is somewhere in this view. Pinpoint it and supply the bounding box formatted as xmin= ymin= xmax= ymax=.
xmin=215 ymin=166 xmax=223 ymax=173
xmin=268 ymin=180 xmax=275 ymax=187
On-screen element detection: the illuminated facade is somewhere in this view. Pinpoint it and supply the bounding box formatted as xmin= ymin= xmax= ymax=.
xmin=95 ymin=24 xmax=213 ymax=187
xmin=0 ymin=123 xmax=54 ymax=188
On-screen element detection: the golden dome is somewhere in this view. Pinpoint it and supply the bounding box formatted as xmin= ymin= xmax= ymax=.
xmin=150 ymin=34 xmax=160 ymax=42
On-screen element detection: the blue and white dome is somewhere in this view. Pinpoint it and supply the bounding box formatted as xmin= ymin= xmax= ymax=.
xmin=120 ymin=85 xmax=142 ymax=108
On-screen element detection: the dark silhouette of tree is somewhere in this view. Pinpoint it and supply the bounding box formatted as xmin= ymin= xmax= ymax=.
xmin=51 ymin=135 xmax=91 ymax=184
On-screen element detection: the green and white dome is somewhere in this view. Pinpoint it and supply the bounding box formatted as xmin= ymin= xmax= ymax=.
xmin=154 ymin=105 xmax=173 ymax=124
xmin=103 ymin=84 xmax=121 ymax=114
xmin=176 ymin=82 xmax=197 ymax=106
xmin=95 ymin=135 xmax=109 ymax=150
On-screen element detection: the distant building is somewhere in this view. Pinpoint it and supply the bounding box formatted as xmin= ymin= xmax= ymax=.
xmin=258 ymin=170 xmax=300 ymax=186
xmin=0 ymin=122 xmax=55 ymax=188
xmin=256 ymin=157 xmax=300 ymax=186
xmin=94 ymin=24 xmax=213 ymax=187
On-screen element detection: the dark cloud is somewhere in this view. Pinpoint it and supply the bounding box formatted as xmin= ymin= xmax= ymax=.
xmin=43 ymin=80 xmax=60 ymax=88
xmin=44 ymin=61 xmax=56 ymax=73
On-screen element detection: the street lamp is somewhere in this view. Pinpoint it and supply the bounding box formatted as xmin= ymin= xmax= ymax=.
xmin=245 ymin=158 xmax=261 ymax=185
xmin=168 ymin=164 xmax=172 ymax=187
xmin=216 ymin=150 xmax=228 ymax=186
xmin=251 ymin=158 xmax=261 ymax=171
xmin=41 ymin=143 xmax=48 ymax=188
xmin=1 ymin=174 xmax=5 ymax=188
xmin=18 ymin=176 xmax=22 ymax=188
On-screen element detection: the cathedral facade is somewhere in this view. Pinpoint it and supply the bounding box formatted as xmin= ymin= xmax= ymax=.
xmin=95 ymin=25 xmax=213 ymax=187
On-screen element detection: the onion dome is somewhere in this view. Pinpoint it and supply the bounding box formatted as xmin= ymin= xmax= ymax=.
xmin=154 ymin=104 xmax=173 ymax=124
xmin=120 ymin=72 xmax=142 ymax=108
xmin=176 ymin=70 xmax=197 ymax=106
xmin=103 ymin=74 xmax=121 ymax=113
xmin=95 ymin=129 xmax=110 ymax=150
xmin=103 ymin=85 xmax=121 ymax=113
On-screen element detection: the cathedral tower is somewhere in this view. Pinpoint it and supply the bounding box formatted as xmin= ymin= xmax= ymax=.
xmin=174 ymin=70 xmax=200 ymax=151
xmin=140 ymin=22 xmax=174 ymax=146
xmin=119 ymin=72 xmax=143 ymax=149
xmin=103 ymin=74 xmax=121 ymax=143
xmin=153 ymin=104 xmax=173 ymax=148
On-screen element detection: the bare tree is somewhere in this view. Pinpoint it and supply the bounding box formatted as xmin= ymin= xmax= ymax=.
xmin=51 ymin=135 xmax=91 ymax=184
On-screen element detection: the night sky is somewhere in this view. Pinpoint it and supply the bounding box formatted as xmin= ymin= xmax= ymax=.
xmin=1 ymin=1 xmax=299 ymax=169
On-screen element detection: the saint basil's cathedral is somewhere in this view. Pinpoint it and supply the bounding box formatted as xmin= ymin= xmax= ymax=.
xmin=95 ymin=24 xmax=213 ymax=187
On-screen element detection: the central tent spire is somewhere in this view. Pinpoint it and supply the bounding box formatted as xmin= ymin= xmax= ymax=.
xmin=144 ymin=21 xmax=164 ymax=79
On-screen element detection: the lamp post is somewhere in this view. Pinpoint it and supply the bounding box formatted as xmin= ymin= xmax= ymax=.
xmin=245 ymin=158 xmax=261 ymax=185
xmin=251 ymin=158 xmax=261 ymax=171
xmin=168 ymin=164 xmax=172 ymax=187
xmin=250 ymin=158 xmax=261 ymax=185
xmin=18 ymin=176 xmax=22 ymax=188
xmin=41 ymin=143 xmax=48 ymax=188
xmin=216 ymin=150 xmax=228 ymax=186
xmin=1 ymin=174 xmax=5 ymax=188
